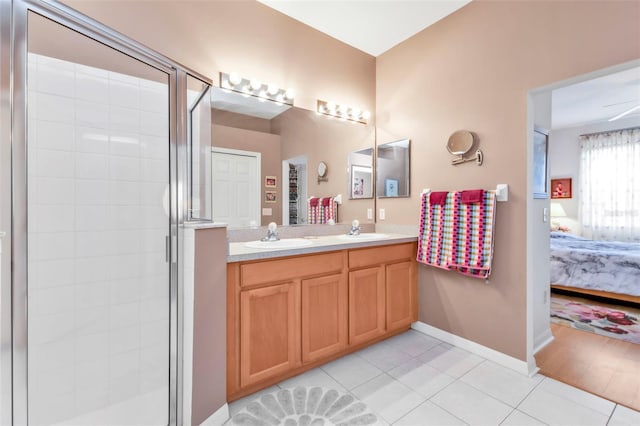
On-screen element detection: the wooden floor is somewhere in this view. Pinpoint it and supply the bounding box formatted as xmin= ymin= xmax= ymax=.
xmin=536 ymin=322 xmax=640 ymax=411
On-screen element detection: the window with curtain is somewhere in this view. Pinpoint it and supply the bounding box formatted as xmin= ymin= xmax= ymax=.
xmin=579 ymin=128 xmax=640 ymax=242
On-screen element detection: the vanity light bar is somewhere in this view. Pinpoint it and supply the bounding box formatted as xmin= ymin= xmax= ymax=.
xmin=220 ymin=72 xmax=294 ymax=105
xmin=317 ymin=100 xmax=370 ymax=124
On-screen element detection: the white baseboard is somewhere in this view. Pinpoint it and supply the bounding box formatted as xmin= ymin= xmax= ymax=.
xmin=412 ymin=321 xmax=536 ymax=376
xmin=200 ymin=403 xmax=229 ymax=426
xmin=533 ymin=329 xmax=554 ymax=355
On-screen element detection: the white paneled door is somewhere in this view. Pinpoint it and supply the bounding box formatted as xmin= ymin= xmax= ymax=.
xmin=211 ymin=148 xmax=260 ymax=227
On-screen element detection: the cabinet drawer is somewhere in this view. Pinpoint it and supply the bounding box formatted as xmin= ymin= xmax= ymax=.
xmin=241 ymin=252 xmax=344 ymax=287
xmin=348 ymin=243 xmax=415 ymax=269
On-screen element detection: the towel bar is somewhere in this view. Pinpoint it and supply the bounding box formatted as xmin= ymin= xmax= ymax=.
xmin=421 ymin=184 xmax=508 ymax=202
xmin=308 ymin=194 xmax=343 ymax=204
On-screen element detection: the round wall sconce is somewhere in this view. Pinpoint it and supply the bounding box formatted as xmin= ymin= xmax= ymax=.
xmin=317 ymin=161 xmax=328 ymax=183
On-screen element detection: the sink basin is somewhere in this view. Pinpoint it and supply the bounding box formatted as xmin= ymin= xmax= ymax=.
xmin=337 ymin=233 xmax=389 ymax=240
xmin=244 ymin=238 xmax=313 ymax=250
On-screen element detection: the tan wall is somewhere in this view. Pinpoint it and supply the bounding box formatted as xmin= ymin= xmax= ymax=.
xmin=212 ymin=124 xmax=283 ymax=225
xmin=62 ymin=0 xmax=376 ymax=113
xmin=192 ymin=227 xmax=227 ymax=425
xmin=213 ymin=109 xmax=272 ymax=134
xmin=376 ymin=0 xmax=640 ymax=360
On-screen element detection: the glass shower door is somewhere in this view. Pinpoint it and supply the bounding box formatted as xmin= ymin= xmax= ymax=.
xmin=25 ymin=11 xmax=171 ymax=425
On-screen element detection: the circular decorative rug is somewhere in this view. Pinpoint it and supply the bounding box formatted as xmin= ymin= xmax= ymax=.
xmin=230 ymin=386 xmax=379 ymax=426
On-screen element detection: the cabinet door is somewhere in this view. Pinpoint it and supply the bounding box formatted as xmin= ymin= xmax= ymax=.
xmin=349 ymin=267 xmax=385 ymax=345
xmin=301 ymin=273 xmax=348 ymax=363
xmin=386 ymin=261 xmax=416 ymax=332
xmin=240 ymin=281 xmax=300 ymax=387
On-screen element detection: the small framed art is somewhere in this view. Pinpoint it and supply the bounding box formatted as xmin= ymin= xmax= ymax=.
xmin=265 ymin=176 xmax=277 ymax=188
xmin=265 ymin=191 xmax=277 ymax=203
xmin=551 ymin=178 xmax=572 ymax=199
xmin=385 ymin=178 xmax=399 ymax=197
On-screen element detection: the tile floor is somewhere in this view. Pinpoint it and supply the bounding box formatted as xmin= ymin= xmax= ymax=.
xmin=227 ymin=330 xmax=640 ymax=425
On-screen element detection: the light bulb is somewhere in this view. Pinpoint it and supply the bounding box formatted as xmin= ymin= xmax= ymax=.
xmin=258 ymin=90 xmax=268 ymax=99
xmin=250 ymin=79 xmax=262 ymax=91
xmin=228 ymin=72 xmax=242 ymax=86
xmin=362 ymin=110 xmax=371 ymax=120
xmin=267 ymin=84 xmax=279 ymax=96
xmin=350 ymin=108 xmax=361 ymax=118
xmin=276 ymin=94 xmax=285 ymax=103
xmin=285 ymin=88 xmax=295 ymax=100
xmin=326 ymin=101 xmax=336 ymax=112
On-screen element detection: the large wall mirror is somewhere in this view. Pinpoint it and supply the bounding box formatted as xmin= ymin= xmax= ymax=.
xmin=210 ymin=87 xmax=375 ymax=228
xmin=376 ymin=138 xmax=411 ymax=198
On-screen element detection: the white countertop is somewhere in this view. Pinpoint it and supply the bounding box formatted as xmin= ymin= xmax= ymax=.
xmin=228 ymin=233 xmax=418 ymax=262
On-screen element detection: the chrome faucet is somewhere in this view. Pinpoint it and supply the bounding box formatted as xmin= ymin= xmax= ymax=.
xmin=261 ymin=222 xmax=280 ymax=242
xmin=348 ymin=219 xmax=361 ymax=236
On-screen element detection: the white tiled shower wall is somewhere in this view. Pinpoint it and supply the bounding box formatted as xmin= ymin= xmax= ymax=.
xmin=27 ymin=53 xmax=169 ymax=425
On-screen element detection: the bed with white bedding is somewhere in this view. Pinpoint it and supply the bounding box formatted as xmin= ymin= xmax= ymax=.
xmin=550 ymin=231 xmax=640 ymax=301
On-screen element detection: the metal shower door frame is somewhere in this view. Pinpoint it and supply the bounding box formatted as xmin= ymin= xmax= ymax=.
xmin=2 ymin=0 xmax=211 ymax=424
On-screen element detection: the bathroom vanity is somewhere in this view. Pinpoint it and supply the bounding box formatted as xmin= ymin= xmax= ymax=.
xmin=226 ymin=235 xmax=417 ymax=400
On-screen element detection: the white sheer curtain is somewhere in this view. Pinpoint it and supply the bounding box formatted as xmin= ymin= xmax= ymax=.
xmin=580 ymin=128 xmax=640 ymax=242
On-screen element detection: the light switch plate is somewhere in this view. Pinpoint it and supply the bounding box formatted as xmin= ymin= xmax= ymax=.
xmin=367 ymin=208 xmax=373 ymax=220
xmin=262 ymin=208 xmax=272 ymax=216
xmin=379 ymin=208 xmax=385 ymax=220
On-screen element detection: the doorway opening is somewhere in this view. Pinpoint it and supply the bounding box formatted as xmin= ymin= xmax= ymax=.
xmin=528 ymin=60 xmax=640 ymax=410
xmin=282 ymin=156 xmax=307 ymax=226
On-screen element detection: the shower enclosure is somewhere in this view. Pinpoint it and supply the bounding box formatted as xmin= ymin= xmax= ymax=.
xmin=0 ymin=0 xmax=211 ymax=424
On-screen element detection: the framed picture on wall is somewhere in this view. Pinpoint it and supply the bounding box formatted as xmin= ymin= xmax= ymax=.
xmin=265 ymin=191 xmax=277 ymax=203
xmin=551 ymin=178 xmax=572 ymax=199
xmin=265 ymin=176 xmax=277 ymax=188
xmin=385 ymin=178 xmax=399 ymax=197
xmin=264 ymin=191 xmax=278 ymax=203
xmin=533 ymin=127 xmax=549 ymax=199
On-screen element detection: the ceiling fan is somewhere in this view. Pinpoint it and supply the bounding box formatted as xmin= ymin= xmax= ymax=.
xmin=608 ymin=104 xmax=640 ymax=122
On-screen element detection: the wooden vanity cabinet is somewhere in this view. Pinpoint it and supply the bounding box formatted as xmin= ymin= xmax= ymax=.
xmin=239 ymin=281 xmax=300 ymax=387
xmin=301 ymin=273 xmax=348 ymax=362
xmin=348 ymin=267 xmax=385 ymax=345
xmin=348 ymin=243 xmax=417 ymax=336
xmin=386 ymin=260 xmax=416 ymax=331
xmin=227 ymin=242 xmax=417 ymax=400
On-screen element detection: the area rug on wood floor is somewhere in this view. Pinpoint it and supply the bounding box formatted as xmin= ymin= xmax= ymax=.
xmin=230 ymin=386 xmax=380 ymax=426
xmin=551 ymin=296 xmax=640 ymax=344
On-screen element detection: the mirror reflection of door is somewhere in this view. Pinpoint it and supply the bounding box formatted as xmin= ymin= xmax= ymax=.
xmin=211 ymin=148 xmax=261 ymax=227
xmin=348 ymin=148 xmax=374 ymax=199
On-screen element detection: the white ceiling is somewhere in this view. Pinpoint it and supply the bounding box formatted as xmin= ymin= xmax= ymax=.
xmin=257 ymin=0 xmax=471 ymax=57
xmin=552 ymin=66 xmax=640 ymax=129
